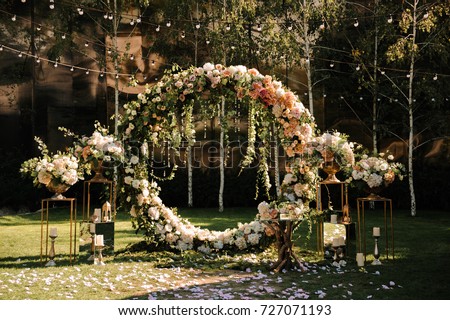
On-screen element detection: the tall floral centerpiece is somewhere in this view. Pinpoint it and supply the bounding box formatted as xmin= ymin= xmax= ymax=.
xmin=312 ymin=131 xmax=355 ymax=183
xmin=60 ymin=122 xmax=124 ymax=182
xmin=346 ymin=152 xmax=405 ymax=199
xmin=20 ymin=137 xmax=84 ymax=199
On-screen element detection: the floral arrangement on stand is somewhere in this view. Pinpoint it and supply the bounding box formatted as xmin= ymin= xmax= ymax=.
xmin=345 ymin=152 xmax=405 ymax=198
xmin=59 ymin=121 xmax=124 ymax=181
xmin=20 ymin=137 xmax=85 ymax=199
xmin=311 ymin=131 xmax=356 ymax=183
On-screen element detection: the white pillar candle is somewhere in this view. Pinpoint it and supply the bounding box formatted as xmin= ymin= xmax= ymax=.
xmin=49 ymin=227 xmax=57 ymax=237
xmin=95 ymin=234 xmax=104 ymax=246
xmin=373 ymin=227 xmax=381 ymax=237
xmin=332 ymin=238 xmax=340 ymax=247
xmin=330 ymin=214 xmax=338 ymax=224
xmin=356 ymin=253 xmax=365 ymax=267
xmin=89 ymin=223 xmax=96 ymax=234
xmin=94 ymin=208 xmax=101 ymax=216
xmin=338 ymin=236 xmax=345 ymax=246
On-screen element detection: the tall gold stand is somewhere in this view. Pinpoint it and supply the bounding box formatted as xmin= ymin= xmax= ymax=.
xmin=40 ymin=198 xmax=77 ymax=265
xmin=316 ymin=181 xmax=350 ymax=256
xmin=82 ymin=179 xmax=116 ymax=222
xmin=357 ymin=196 xmax=394 ymax=261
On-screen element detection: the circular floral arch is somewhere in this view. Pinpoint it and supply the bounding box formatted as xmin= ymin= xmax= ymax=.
xmin=117 ymin=63 xmax=324 ymax=253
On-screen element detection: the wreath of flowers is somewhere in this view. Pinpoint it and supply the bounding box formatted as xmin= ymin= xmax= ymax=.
xmin=117 ymin=63 xmax=321 ymax=253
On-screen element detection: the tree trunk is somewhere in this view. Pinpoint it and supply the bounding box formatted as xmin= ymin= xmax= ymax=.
xmin=219 ymin=97 xmax=225 ymax=212
xmin=372 ymin=0 xmax=379 ymax=153
xmin=273 ymin=123 xmax=281 ymax=198
xmin=407 ymin=0 xmax=418 ymax=217
xmin=303 ymin=0 xmax=314 ymax=116
xmin=187 ymin=146 xmax=193 ymax=207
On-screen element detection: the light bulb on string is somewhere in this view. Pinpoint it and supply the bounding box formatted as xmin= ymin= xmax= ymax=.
xmin=18 ymin=52 xmax=23 ymax=57
xmin=166 ymin=20 xmax=171 ymax=27
xmin=49 ymin=3 xmax=54 ymax=10
xmin=12 ymin=15 xmax=16 ymax=22
xmin=356 ymin=64 xmax=360 ymax=71
xmin=156 ymin=25 xmax=160 ymax=32
xmin=115 ymin=74 xmax=119 ymax=79
xmin=353 ymin=18 xmax=359 ymax=27
xmin=100 ymin=71 xmax=104 ymax=77
xmin=257 ymin=24 xmax=262 ymax=31
xmin=103 ymin=12 xmax=108 ymax=19
xmin=323 ymin=93 xmax=327 ymax=97
xmin=61 ymin=33 xmax=66 ymax=39
xmin=36 ymin=24 xmax=42 ymax=31
xmin=181 ymin=31 xmax=185 ymax=39
xmin=136 ymin=16 xmax=141 ymax=23
xmin=206 ymin=38 xmax=210 ymax=45
xmin=225 ymin=23 xmax=231 ymax=31
xmin=388 ymin=15 xmax=393 ymax=23
xmin=151 ymin=60 xmax=155 ymax=66
xmin=329 ymin=62 xmax=334 ymax=68
xmin=36 ymin=57 xmax=40 ymax=63
xmin=78 ymin=8 xmax=84 ymax=15
xmin=21 ymin=0 xmax=26 ymax=3
xmin=54 ymin=61 xmax=58 ymax=67
xmin=406 ymin=74 xmax=410 ymax=78
xmin=107 ymin=47 xmax=112 ymax=54
xmin=70 ymin=66 xmax=74 ymax=72
xmin=433 ymin=74 xmax=438 ymax=81
xmin=231 ymin=45 xmax=235 ymax=50
xmin=319 ymin=21 xmax=325 ymax=30
xmin=0 ymin=45 xmax=3 ymax=51
xmin=130 ymin=19 xmax=135 ymax=26
xmin=431 ymin=97 xmax=435 ymax=102
xmin=359 ymin=97 xmax=363 ymax=100
xmin=85 ymin=69 xmax=90 ymax=75
xmin=130 ymin=54 xmax=134 ymax=60
xmin=380 ymin=69 xmax=385 ymax=75
xmin=195 ymin=21 xmax=201 ymax=29
xmin=108 ymin=13 xmax=113 ymax=20
xmin=287 ymin=22 xmax=293 ymax=31
xmin=85 ymin=41 xmax=89 ymax=47
xmin=423 ymin=12 xmax=429 ymax=19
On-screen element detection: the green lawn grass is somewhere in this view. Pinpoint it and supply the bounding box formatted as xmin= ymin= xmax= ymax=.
xmin=0 ymin=206 xmax=449 ymax=300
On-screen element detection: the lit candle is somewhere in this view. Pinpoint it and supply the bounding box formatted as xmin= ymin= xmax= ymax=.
xmin=95 ymin=234 xmax=104 ymax=246
xmin=89 ymin=223 xmax=96 ymax=234
xmin=49 ymin=227 xmax=57 ymax=237
xmin=332 ymin=238 xmax=340 ymax=247
xmin=356 ymin=253 xmax=365 ymax=267
xmin=373 ymin=227 xmax=381 ymax=237
xmin=330 ymin=214 xmax=337 ymax=224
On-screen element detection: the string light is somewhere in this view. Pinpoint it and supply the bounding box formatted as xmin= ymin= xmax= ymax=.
xmin=49 ymin=0 xmax=55 ymax=10
xmin=433 ymin=74 xmax=438 ymax=80
xmin=130 ymin=54 xmax=135 ymax=60
xmin=85 ymin=69 xmax=90 ymax=75
xmin=0 ymin=45 xmax=3 ymax=51
xmin=287 ymin=22 xmax=293 ymax=31
xmin=195 ymin=21 xmax=201 ymax=29
xmin=423 ymin=12 xmax=429 ymax=19
xmin=166 ymin=20 xmax=171 ymax=27
xmin=330 ymin=62 xmax=334 ymax=68
xmin=206 ymin=38 xmax=210 ymax=44
xmin=21 ymin=0 xmax=27 ymax=3
xmin=257 ymin=24 xmax=262 ymax=31
xmin=136 ymin=16 xmax=141 ymax=23
xmin=18 ymin=52 xmax=23 ymax=57
xmin=36 ymin=24 xmax=42 ymax=31
xmin=11 ymin=15 xmax=16 ymax=22
xmin=388 ymin=15 xmax=393 ymax=23
xmin=103 ymin=12 xmax=108 ymax=19
xmin=100 ymin=71 xmax=104 ymax=77
xmin=181 ymin=31 xmax=185 ymax=38
xmin=319 ymin=21 xmax=325 ymax=30
xmin=77 ymin=8 xmax=84 ymax=15
xmin=108 ymin=13 xmax=113 ymax=20
xmin=151 ymin=60 xmax=155 ymax=66
xmin=107 ymin=47 xmax=112 ymax=54
xmin=85 ymin=41 xmax=89 ymax=47
xmin=130 ymin=19 xmax=135 ymax=26
xmin=36 ymin=57 xmax=40 ymax=63
xmin=156 ymin=25 xmax=160 ymax=32
xmin=353 ymin=18 xmax=359 ymax=27
xmin=225 ymin=23 xmax=231 ymax=31
xmin=356 ymin=64 xmax=360 ymax=71
xmin=61 ymin=33 xmax=66 ymax=39
xmin=70 ymin=66 xmax=74 ymax=72
xmin=115 ymin=73 xmax=119 ymax=79
xmin=54 ymin=61 xmax=58 ymax=67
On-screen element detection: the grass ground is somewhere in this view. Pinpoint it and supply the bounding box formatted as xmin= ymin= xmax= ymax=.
xmin=0 ymin=206 xmax=449 ymax=300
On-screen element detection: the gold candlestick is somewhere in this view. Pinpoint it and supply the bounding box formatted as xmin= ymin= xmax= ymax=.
xmin=372 ymin=235 xmax=382 ymax=265
xmin=45 ymin=234 xmax=57 ymax=267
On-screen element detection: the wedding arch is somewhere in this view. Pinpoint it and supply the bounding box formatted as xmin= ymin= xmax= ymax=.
xmin=117 ymin=63 xmax=323 ymax=253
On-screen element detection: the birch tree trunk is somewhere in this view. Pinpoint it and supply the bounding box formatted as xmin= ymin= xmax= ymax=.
xmin=407 ymin=0 xmax=418 ymax=217
xmin=219 ymin=97 xmax=225 ymax=212
xmin=303 ymin=0 xmax=314 ymax=116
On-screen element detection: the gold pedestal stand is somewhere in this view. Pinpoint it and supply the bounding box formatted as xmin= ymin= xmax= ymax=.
xmin=40 ymin=198 xmax=77 ymax=265
xmin=357 ymin=196 xmax=394 ymax=261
